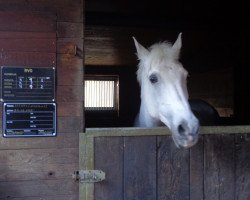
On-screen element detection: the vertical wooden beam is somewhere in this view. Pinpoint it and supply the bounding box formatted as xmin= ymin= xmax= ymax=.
xmin=190 ymin=136 xmax=204 ymax=200
xmin=157 ymin=136 xmax=190 ymax=200
xmin=94 ymin=137 xmax=124 ymax=200
xmin=79 ymin=133 xmax=94 ymax=200
xmin=124 ymin=136 xmax=157 ymax=200
xmin=235 ymin=134 xmax=250 ymax=200
xmin=204 ymin=135 xmax=235 ymax=200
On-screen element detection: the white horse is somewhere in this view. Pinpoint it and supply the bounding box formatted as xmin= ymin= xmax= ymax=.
xmin=133 ymin=33 xmax=199 ymax=148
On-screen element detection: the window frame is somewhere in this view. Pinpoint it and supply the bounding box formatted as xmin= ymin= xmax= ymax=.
xmin=84 ymin=74 xmax=119 ymax=114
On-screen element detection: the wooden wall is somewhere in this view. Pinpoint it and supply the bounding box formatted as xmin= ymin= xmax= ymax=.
xmin=0 ymin=1 xmax=83 ymax=199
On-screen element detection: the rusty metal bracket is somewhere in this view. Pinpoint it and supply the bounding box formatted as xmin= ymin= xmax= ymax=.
xmin=73 ymin=170 xmax=105 ymax=183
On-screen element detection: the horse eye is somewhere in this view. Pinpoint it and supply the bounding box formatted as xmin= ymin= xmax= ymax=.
xmin=149 ymin=74 xmax=158 ymax=84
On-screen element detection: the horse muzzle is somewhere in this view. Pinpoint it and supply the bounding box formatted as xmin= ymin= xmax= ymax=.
xmin=172 ymin=119 xmax=200 ymax=148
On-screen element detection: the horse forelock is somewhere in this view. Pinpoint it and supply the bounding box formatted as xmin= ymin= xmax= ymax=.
xmin=136 ymin=41 xmax=181 ymax=85
xmin=150 ymin=41 xmax=179 ymax=61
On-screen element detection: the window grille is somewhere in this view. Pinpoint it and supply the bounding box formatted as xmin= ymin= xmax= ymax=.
xmin=84 ymin=75 xmax=119 ymax=111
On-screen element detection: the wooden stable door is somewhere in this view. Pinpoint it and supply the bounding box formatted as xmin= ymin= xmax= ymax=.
xmin=79 ymin=127 xmax=250 ymax=200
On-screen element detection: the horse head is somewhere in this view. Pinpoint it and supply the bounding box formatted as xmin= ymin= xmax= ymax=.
xmin=133 ymin=33 xmax=200 ymax=148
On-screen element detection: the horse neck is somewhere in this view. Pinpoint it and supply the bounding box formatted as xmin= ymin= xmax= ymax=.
xmin=136 ymin=99 xmax=161 ymax=127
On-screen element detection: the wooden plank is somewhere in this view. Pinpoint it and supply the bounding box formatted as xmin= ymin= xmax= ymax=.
xmin=57 ymin=55 xmax=83 ymax=71
xmin=0 ymin=179 xmax=77 ymax=198
xmin=0 ymin=0 xmax=83 ymax=23
xmin=235 ymin=134 xmax=250 ymax=200
xmin=0 ymin=148 xmax=78 ymax=167
xmin=84 ymin=26 xmax=177 ymax=66
xmin=79 ymin=133 xmax=94 ymax=200
xmin=0 ymin=194 xmax=78 ymax=200
xmin=0 ymin=39 xmax=56 ymax=53
xmin=0 ymin=31 xmax=56 ymax=39
xmin=57 ymin=102 xmax=83 ymax=117
xmin=57 ymin=116 xmax=84 ymax=133
xmin=57 ymin=66 xmax=83 ymax=86
xmin=0 ymin=148 xmax=78 ymax=197
xmin=94 ymin=137 xmax=124 ymax=200
xmin=57 ymin=22 xmax=83 ymax=38
xmin=56 ymin=0 xmax=84 ymax=22
xmin=85 ymin=126 xmax=250 ymax=138
xmin=124 ymin=136 xmax=157 ymax=200
xmin=0 ymin=163 xmax=76 ymax=181
xmin=0 ymin=11 xmax=56 ymax=32
xmin=85 ymin=48 xmax=135 ymax=66
xmin=0 ymin=51 xmax=56 ymax=67
xmin=157 ymin=136 xmax=190 ymax=200
xmin=56 ymin=85 xmax=84 ymax=102
xmin=190 ymin=136 xmax=204 ymax=200
xmin=85 ymin=35 xmax=135 ymax=66
xmin=57 ymin=38 xmax=80 ymax=55
xmin=0 ymin=132 xmax=78 ymax=150
xmin=204 ymin=135 xmax=235 ymax=200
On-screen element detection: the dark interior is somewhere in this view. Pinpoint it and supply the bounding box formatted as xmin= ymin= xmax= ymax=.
xmin=84 ymin=0 xmax=250 ymax=127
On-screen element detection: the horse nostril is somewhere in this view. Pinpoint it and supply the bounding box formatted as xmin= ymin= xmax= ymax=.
xmin=178 ymin=124 xmax=185 ymax=136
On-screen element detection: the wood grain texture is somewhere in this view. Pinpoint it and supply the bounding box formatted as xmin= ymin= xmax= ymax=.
xmin=57 ymin=22 xmax=83 ymax=38
xmin=57 ymin=55 xmax=83 ymax=71
xmin=0 ymin=51 xmax=56 ymax=67
xmin=57 ymin=116 xmax=83 ymax=133
xmin=0 ymin=163 xmax=76 ymax=181
xmin=85 ymin=25 xmax=180 ymax=66
xmin=56 ymin=85 xmax=84 ymax=102
xmin=0 ymin=3 xmax=83 ymax=199
xmin=83 ymin=129 xmax=250 ymax=200
xmin=0 ymin=132 xmax=78 ymax=150
xmin=0 ymin=194 xmax=78 ymax=200
xmin=204 ymin=135 xmax=235 ymax=200
xmin=0 ymin=11 xmax=56 ymax=32
xmin=157 ymin=136 xmax=190 ymax=200
xmin=0 ymin=147 xmax=78 ymax=198
xmin=0 ymin=0 xmax=83 ymax=22
xmin=0 ymin=38 xmax=56 ymax=52
xmin=235 ymin=134 xmax=250 ymax=200
xmin=190 ymin=136 xmax=204 ymax=200
xmin=57 ymin=38 xmax=83 ymax=55
xmin=124 ymin=136 xmax=157 ymax=200
xmin=0 ymin=31 xmax=56 ymax=39
xmin=57 ymin=101 xmax=83 ymax=117
xmin=0 ymin=148 xmax=78 ymax=167
xmin=57 ymin=64 xmax=83 ymax=86
xmin=0 ymin=179 xmax=77 ymax=198
xmin=94 ymin=137 xmax=124 ymax=200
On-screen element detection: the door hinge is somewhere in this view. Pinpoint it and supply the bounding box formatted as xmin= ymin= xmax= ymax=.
xmin=73 ymin=170 xmax=105 ymax=183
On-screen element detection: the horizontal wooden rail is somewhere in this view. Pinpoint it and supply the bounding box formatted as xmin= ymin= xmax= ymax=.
xmin=84 ymin=125 xmax=250 ymax=137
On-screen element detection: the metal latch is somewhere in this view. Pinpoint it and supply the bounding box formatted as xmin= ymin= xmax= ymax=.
xmin=73 ymin=170 xmax=105 ymax=183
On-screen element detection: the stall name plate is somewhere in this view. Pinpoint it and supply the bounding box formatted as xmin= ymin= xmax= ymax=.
xmin=1 ymin=66 xmax=55 ymax=102
xmin=3 ymin=103 xmax=56 ymax=137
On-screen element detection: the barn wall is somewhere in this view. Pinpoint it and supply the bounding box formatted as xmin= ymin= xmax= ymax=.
xmin=0 ymin=1 xmax=83 ymax=199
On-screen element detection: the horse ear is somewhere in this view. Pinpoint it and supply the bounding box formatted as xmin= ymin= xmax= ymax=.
xmin=132 ymin=37 xmax=149 ymax=60
xmin=172 ymin=33 xmax=182 ymax=59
